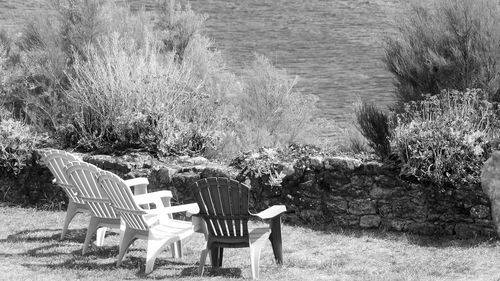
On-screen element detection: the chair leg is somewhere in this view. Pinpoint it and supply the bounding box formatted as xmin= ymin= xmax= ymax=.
xmin=83 ymin=217 xmax=99 ymax=255
xmin=199 ymin=248 xmax=210 ymax=276
xmin=211 ymin=247 xmax=223 ymax=268
xmin=117 ymin=228 xmax=136 ymax=267
xmin=269 ymin=216 xmax=283 ymax=264
xmin=145 ymin=238 xmax=171 ymax=274
xmin=171 ymin=241 xmax=182 ymax=258
xmin=219 ymin=247 xmax=224 ymax=266
xmin=95 ymin=227 xmax=108 ymax=247
xmin=61 ymin=201 xmax=79 ymax=240
xmin=249 ymin=244 xmax=263 ymax=280
xmin=118 ymin=220 xmax=126 ymax=246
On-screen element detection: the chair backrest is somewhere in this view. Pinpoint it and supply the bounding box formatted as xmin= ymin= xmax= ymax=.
xmin=40 ymin=149 xmax=83 ymax=203
xmin=190 ymin=177 xmax=250 ymax=238
xmin=97 ymin=170 xmax=149 ymax=231
xmin=65 ymin=161 xmax=118 ymax=219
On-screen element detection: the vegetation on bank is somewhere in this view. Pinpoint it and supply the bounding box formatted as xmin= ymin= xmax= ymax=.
xmin=0 ymin=0 xmax=327 ymax=174
xmin=2 ymin=0 xmax=500 ymax=208
xmin=356 ymin=0 xmax=500 ymax=189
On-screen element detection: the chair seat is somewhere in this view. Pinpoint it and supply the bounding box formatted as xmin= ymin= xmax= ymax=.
xmin=149 ymin=219 xmax=194 ymax=240
xmin=249 ymin=227 xmax=271 ymax=244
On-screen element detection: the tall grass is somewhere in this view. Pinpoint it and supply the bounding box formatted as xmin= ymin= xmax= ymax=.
xmin=384 ymin=0 xmax=500 ymax=107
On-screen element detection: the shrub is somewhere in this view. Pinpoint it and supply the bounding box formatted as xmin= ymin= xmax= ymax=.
xmin=355 ymin=100 xmax=392 ymax=159
xmin=154 ymin=4 xmax=207 ymax=62
xmin=65 ymin=31 xmax=227 ymax=155
xmin=2 ymin=1 xmax=329 ymax=160
xmin=0 ymin=110 xmax=45 ymax=176
xmin=53 ymin=0 xmax=109 ymax=61
xmin=0 ymin=1 xmax=153 ymax=134
xmin=0 ymin=0 xmax=107 ymax=132
xmin=392 ymin=89 xmax=500 ymax=188
xmin=384 ymin=0 xmax=500 ymax=107
xmin=237 ymin=55 xmax=323 ymax=149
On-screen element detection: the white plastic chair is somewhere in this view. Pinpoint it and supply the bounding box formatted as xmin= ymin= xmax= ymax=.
xmin=98 ymin=170 xmax=198 ymax=274
xmin=40 ymin=149 xmax=89 ymax=239
xmin=64 ymin=161 xmax=150 ymax=254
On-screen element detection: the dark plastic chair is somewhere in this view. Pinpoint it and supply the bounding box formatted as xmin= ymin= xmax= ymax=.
xmin=190 ymin=177 xmax=286 ymax=280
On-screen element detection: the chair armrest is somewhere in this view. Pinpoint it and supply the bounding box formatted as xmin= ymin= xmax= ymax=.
xmin=133 ymin=191 xmax=173 ymax=207
xmin=125 ymin=177 xmax=149 ymax=195
xmin=144 ymin=203 xmax=199 ymax=216
xmin=251 ymin=205 xmax=287 ymax=220
xmin=186 ymin=204 xmax=200 ymax=217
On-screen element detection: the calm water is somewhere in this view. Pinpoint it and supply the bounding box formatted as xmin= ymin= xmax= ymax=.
xmin=0 ymin=0 xmax=422 ymax=128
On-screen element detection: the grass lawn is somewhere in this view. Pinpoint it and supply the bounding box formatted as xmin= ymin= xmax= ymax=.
xmin=1 ymin=206 xmax=500 ymax=281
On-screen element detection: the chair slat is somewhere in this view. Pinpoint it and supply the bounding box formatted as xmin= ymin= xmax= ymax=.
xmin=53 ymin=157 xmax=67 ymax=184
xmin=218 ymin=178 xmax=235 ymax=236
xmin=239 ymin=182 xmax=249 ymax=236
xmin=193 ymin=181 xmax=219 ymax=236
xmin=207 ymin=178 xmax=228 ymax=236
xmin=198 ymin=179 xmax=222 ymax=236
xmin=228 ymin=180 xmax=242 ymax=236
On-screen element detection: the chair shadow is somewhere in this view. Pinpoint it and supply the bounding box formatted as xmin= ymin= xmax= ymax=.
xmin=1 ymin=228 xmax=122 ymax=259
xmin=2 ymin=228 xmax=87 ymax=244
xmin=23 ymin=257 xmax=117 ymax=272
xmin=178 ymin=266 xmax=242 ymax=278
xmin=19 ymin=244 xmax=200 ymax=278
xmin=3 ymin=228 xmax=243 ymax=278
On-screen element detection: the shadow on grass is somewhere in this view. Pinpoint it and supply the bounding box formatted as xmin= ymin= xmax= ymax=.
xmin=2 ymin=228 xmax=87 ymax=243
xmin=179 ymin=266 xmax=242 ymax=278
xmin=23 ymin=257 xmax=117 ymax=272
xmin=308 ymin=224 xmax=499 ymax=248
xmin=22 ymin=255 xmax=232 ymax=279
xmin=0 ymin=228 xmax=123 ymax=259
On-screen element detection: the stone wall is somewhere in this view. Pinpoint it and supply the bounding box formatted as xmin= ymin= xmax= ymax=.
xmin=0 ymin=151 xmax=495 ymax=238
xmin=0 ymin=152 xmax=67 ymax=208
xmin=278 ymin=156 xmax=494 ymax=238
xmin=83 ymin=153 xmax=497 ymax=238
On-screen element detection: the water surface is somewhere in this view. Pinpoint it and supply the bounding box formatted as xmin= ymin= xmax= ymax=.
xmin=0 ymin=0 xmax=424 ymax=129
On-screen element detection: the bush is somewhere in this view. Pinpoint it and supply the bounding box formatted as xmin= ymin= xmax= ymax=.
xmin=0 ymin=110 xmax=46 ymax=176
xmin=0 ymin=1 xmax=154 ymax=133
xmin=392 ymin=89 xmax=500 ymax=188
xmin=384 ymin=0 xmax=500 ymax=107
xmin=355 ymin=100 xmax=392 ymax=159
xmin=1 ymin=1 xmax=330 ymax=160
xmin=236 ymin=55 xmax=323 ymax=149
xmin=65 ymin=32 xmax=226 ymax=155
xmin=154 ymin=4 xmax=207 ymax=62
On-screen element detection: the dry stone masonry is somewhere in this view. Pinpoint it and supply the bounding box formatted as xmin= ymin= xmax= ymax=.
xmin=1 ymin=151 xmax=496 ymax=238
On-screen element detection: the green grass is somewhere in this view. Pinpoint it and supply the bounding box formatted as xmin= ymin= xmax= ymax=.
xmin=1 ymin=206 xmax=500 ymax=280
